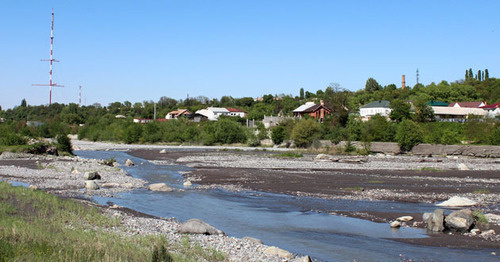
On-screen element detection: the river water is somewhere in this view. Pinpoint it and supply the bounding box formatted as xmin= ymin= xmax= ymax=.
xmin=76 ymin=150 xmax=499 ymax=262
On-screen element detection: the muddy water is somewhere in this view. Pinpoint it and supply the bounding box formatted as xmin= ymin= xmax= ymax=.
xmin=77 ymin=151 xmax=498 ymax=261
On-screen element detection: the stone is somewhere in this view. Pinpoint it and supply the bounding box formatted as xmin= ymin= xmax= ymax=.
xmin=121 ymin=183 xmax=135 ymax=188
xmin=481 ymin=229 xmax=495 ymax=236
xmin=263 ymin=246 xmax=294 ymax=259
xmin=243 ymin=236 xmax=263 ymax=244
xmin=315 ymin=154 xmax=333 ymax=161
xmin=159 ymin=149 xmax=167 ymax=154
xmin=426 ymin=209 xmax=445 ymax=232
xmin=458 ymin=163 xmax=469 ymax=170
xmin=396 ymin=216 xmax=414 ymax=222
xmin=183 ymin=181 xmax=192 ymax=187
xmin=423 ymin=213 xmax=432 ymax=222
xmin=83 ymin=171 xmax=101 ymax=181
xmin=71 ymin=168 xmax=79 ymax=174
xmin=484 ymin=213 xmax=500 ymax=223
xmin=470 ymin=228 xmax=481 ymax=236
xmin=390 ymin=221 xmax=401 ymax=228
xmin=29 ymin=185 xmax=38 ymax=190
xmin=101 ymin=183 xmax=120 ymax=188
xmin=113 ymin=162 xmax=120 ymax=167
xmin=299 ymin=255 xmax=312 ymax=262
xmin=85 ymin=180 xmax=99 ymax=190
xmin=436 ymin=196 xmax=477 ymax=207
xmin=178 ymin=218 xmax=225 ymax=236
xmin=125 ymin=159 xmax=135 ymax=167
xmin=445 ymin=209 xmax=474 ymax=232
xmin=148 ymin=183 xmax=173 ymax=192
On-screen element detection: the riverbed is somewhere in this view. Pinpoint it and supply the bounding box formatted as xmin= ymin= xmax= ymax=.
xmin=77 ymin=150 xmax=499 ymax=261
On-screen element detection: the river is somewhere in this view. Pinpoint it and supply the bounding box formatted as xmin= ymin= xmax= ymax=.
xmin=76 ymin=150 xmax=498 ymax=261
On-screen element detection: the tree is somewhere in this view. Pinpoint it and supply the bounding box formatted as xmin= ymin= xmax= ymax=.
xmin=468 ymin=68 xmax=474 ymax=80
xmin=365 ymin=78 xmax=382 ymax=92
xmin=465 ymin=70 xmax=469 ymax=80
xmin=389 ymin=99 xmax=411 ymax=122
xmin=291 ymin=119 xmax=323 ymax=148
xmin=300 ymin=88 xmax=304 ymax=100
xmin=20 ymin=99 xmax=27 ymax=107
xmin=395 ymin=119 xmax=424 ymax=151
xmin=271 ymin=126 xmax=286 ymax=145
xmin=485 ymin=69 xmax=489 ymax=80
xmin=56 ymin=133 xmax=73 ymax=155
xmin=412 ymin=97 xmax=435 ymax=123
xmin=477 ymin=70 xmax=481 ymax=81
xmin=262 ymin=94 xmax=274 ymax=104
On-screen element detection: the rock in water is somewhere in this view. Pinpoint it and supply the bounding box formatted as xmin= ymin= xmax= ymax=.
xmin=85 ymin=180 xmax=99 ymax=190
xmin=263 ymin=246 xmax=294 ymax=259
xmin=183 ymin=181 xmax=192 ymax=187
xmin=445 ymin=209 xmax=474 ymax=232
xmin=159 ymin=149 xmax=167 ymax=154
xmin=436 ymin=196 xmax=477 ymax=207
xmin=148 ymin=183 xmax=173 ymax=192
xmin=178 ymin=219 xmax=225 ymax=235
xmin=426 ymin=209 xmax=445 ymax=232
xmin=125 ymin=159 xmax=135 ymax=166
xmin=390 ymin=221 xmax=401 ymax=228
xmin=396 ymin=216 xmax=414 ymax=222
xmin=83 ymin=171 xmax=101 ymax=180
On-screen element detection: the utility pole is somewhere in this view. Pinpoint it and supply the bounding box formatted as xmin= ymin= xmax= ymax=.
xmin=33 ymin=9 xmax=63 ymax=105
xmin=78 ymin=86 xmax=82 ymax=107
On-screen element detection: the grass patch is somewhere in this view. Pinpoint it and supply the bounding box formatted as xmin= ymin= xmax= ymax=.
xmin=343 ymin=187 xmax=364 ymax=192
xmin=0 ymin=181 xmax=225 ymax=261
xmin=419 ymin=167 xmax=442 ymax=171
xmin=274 ymin=152 xmax=303 ymax=158
xmin=473 ymin=189 xmax=490 ymax=194
xmin=473 ymin=209 xmax=489 ymax=225
xmin=367 ymin=180 xmax=383 ymax=184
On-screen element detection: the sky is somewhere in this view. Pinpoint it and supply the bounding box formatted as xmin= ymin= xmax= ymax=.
xmin=1 ymin=0 xmax=498 ymax=109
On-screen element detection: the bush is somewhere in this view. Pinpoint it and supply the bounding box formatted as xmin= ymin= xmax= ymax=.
xmin=123 ymin=124 xmax=143 ymax=144
xmin=395 ymin=119 xmax=424 ymax=152
xmin=291 ymin=119 xmax=323 ymax=148
xmin=271 ymin=126 xmax=286 ymax=145
xmin=56 ymin=134 xmax=73 ymax=155
xmin=213 ymin=119 xmax=247 ymax=144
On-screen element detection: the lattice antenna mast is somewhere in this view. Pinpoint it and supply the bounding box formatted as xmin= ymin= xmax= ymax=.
xmin=79 ymin=85 xmax=82 ymax=107
xmin=33 ymin=9 xmax=63 ymax=105
xmin=416 ymin=68 xmax=420 ymax=85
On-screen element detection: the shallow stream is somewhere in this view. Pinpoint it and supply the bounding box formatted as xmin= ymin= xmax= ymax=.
xmin=76 ymin=150 xmax=498 ymax=261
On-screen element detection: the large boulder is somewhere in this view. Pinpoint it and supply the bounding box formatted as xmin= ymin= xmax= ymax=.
xmin=436 ymin=196 xmax=477 ymax=207
xmin=125 ymin=159 xmax=135 ymax=167
xmin=83 ymin=171 xmax=101 ymax=180
xmin=426 ymin=209 xmax=445 ymax=232
xmin=85 ymin=180 xmax=99 ymax=190
xmin=445 ymin=209 xmax=474 ymax=232
xmin=183 ymin=181 xmax=192 ymax=187
xmin=396 ymin=216 xmax=414 ymax=222
xmin=263 ymin=246 xmax=294 ymax=259
xmin=148 ymin=183 xmax=173 ymax=192
xmin=178 ymin=219 xmax=225 ymax=236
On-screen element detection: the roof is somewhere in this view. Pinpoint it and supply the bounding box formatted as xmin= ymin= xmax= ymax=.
xmin=480 ymin=103 xmax=500 ymax=109
xmin=168 ymin=109 xmax=190 ymax=115
xmin=427 ymin=101 xmax=449 ymax=107
xmin=449 ymin=102 xmax=484 ymax=108
xmin=293 ymin=102 xmax=316 ymax=112
xmin=432 ymin=106 xmax=487 ymax=116
xmin=302 ymin=104 xmax=332 ymax=113
xmin=207 ymin=107 xmax=230 ymax=113
xmin=360 ymin=100 xmax=391 ymax=109
xmin=226 ymin=107 xmax=246 ymax=113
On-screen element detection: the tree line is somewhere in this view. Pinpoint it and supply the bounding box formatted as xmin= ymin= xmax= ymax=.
xmin=1 ymin=68 xmax=499 ymax=152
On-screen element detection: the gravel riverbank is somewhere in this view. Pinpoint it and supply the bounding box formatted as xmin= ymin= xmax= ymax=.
xmin=0 ymin=144 xmax=308 ymax=261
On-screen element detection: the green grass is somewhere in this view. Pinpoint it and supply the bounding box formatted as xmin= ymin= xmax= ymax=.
xmin=367 ymin=180 xmax=383 ymax=184
xmin=473 ymin=189 xmax=491 ymax=194
xmin=0 ymin=181 xmax=226 ymax=261
xmin=473 ymin=209 xmax=489 ymax=225
xmin=419 ymin=167 xmax=443 ymax=171
xmin=273 ymin=152 xmax=303 ymax=158
xmin=343 ymin=187 xmax=364 ymax=192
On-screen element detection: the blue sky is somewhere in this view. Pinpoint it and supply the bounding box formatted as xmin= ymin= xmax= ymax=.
xmin=1 ymin=0 xmax=498 ymax=109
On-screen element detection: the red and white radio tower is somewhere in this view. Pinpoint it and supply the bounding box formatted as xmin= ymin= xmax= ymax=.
xmin=33 ymin=9 xmax=63 ymax=105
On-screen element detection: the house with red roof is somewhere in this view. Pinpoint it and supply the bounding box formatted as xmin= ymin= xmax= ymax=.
xmin=226 ymin=108 xmax=247 ymax=118
xmin=293 ymin=100 xmax=331 ymax=122
xmin=480 ymin=103 xmax=500 ymax=119
xmin=166 ymin=109 xmax=191 ymax=119
xmin=448 ymin=101 xmax=486 ymax=108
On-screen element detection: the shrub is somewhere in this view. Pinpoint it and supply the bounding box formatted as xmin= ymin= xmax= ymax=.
xmin=271 ymin=126 xmax=286 ymax=145
xmin=213 ymin=119 xmax=247 ymax=144
xmin=123 ymin=124 xmax=143 ymax=144
xmin=56 ymin=134 xmax=73 ymax=155
xmin=291 ymin=119 xmax=323 ymax=148
xmin=395 ymin=119 xmax=424 ymax=152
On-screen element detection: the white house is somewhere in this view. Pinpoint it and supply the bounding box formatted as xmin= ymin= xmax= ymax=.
xmin=480 ymin=103 xmax=500 ymax=119
xmin=359 ymin=100 xmax=392 ymax=121
xmin=195 ymin=107 xmax=230 ymax=121
xmin=226 ymin=108 xmax=247 ymax=118
xmin=432 ymin=106 xmax=487 ymax=122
